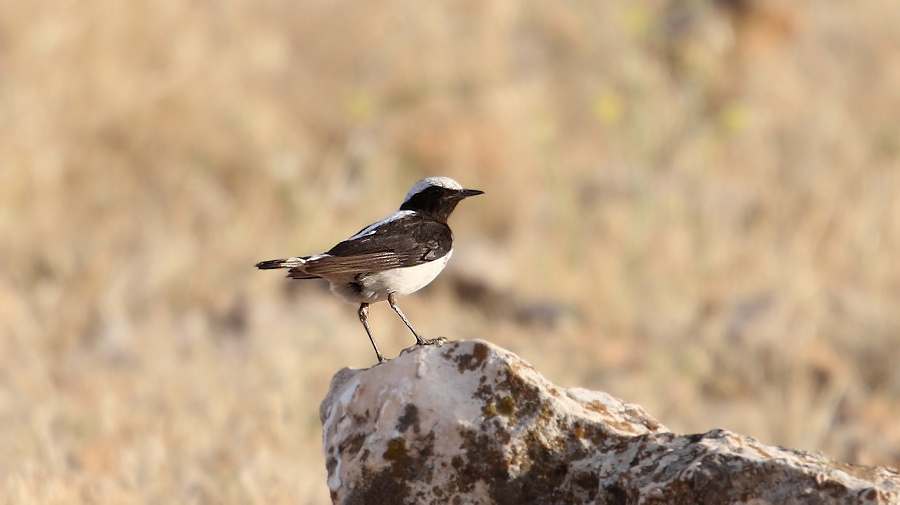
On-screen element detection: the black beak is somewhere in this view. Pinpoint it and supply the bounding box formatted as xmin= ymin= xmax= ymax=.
xmin=456 ymin=189 xmax=484 ymax=199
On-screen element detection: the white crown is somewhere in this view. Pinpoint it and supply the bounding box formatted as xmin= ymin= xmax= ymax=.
xmin=401 ymin=177 xmax=463 ymax=205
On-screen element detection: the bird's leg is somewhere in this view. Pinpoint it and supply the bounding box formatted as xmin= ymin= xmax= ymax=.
xmin=388 ymin=293 xmax=445 ymax=347
xmin=358 ymin=303 xmax=386 ymax=364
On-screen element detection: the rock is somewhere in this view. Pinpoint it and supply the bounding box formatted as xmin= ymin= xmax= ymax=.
xmin=319 ymin=340 xmax=900 ymax=504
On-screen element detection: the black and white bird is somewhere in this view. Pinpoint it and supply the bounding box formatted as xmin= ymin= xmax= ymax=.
xmin=256 ymin=177 xmax=483 ymax=364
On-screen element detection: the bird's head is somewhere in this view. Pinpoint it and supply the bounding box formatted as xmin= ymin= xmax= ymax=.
xmin=399 ymin=177 xmax=483 ymax=222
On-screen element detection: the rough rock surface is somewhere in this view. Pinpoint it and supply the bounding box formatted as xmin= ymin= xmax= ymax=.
xmin=319 ymin=340 xmax=900 ymax=504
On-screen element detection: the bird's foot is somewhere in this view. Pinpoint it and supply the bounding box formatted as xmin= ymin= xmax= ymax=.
xmin=416 ymin=336 xmax=446 ymax=347
xmin=400 ymin=336 xmax=446 ymax=356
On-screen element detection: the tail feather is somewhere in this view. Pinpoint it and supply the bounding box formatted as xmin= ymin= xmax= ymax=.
xmin=287 ymin=267 xmax=319 ymax=280
xmin=256 ymin=256 xmax=321 ymax=280
xmin=255 ymin=257 xmax=306 ymax=270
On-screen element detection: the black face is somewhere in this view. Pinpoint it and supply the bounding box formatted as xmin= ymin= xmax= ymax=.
xmin=400 ymin=185 xmax=483 ymax=222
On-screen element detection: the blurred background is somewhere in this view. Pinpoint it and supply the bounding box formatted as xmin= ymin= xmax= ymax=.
xmin=2 ymin=0 xmax=900 ymax=503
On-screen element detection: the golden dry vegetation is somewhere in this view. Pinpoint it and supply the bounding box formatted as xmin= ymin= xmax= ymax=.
xmin=2 ymin=1 xmax=900 ymax=503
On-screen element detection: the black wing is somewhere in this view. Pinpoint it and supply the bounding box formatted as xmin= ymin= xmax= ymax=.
xmin=299 ymin=214 xmax=452 ymax=277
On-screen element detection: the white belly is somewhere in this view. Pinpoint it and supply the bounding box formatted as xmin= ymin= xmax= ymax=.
xmin=331 ymin=251 xmax=452 ymax=303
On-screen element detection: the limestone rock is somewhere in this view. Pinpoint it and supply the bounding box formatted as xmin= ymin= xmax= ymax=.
xmin=319 ymin=340 xmax=900 ymax=504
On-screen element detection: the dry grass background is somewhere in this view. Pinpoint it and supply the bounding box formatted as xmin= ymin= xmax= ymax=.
xmin=2 ymin=0 xmax=900 ymax=503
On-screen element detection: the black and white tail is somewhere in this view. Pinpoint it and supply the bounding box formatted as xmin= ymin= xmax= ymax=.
xmin=255 ymin=256 xmax=321 ymax=279
xmin=255 ymin=257 xmax=307 ymax=270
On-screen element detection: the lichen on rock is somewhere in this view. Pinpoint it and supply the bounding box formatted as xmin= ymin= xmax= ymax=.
xmin=319 ymin=340 xmax=900 ymax=504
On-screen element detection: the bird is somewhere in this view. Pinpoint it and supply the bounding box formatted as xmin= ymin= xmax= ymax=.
xmin=256 ymin=176 xmax=483 ymax=364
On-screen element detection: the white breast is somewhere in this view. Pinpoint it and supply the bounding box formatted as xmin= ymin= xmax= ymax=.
xmin=330 ymin=251 xmax=452 ymax=303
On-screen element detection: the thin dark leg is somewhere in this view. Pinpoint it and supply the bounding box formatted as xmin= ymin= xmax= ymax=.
xmin=388 ymin=293 xmax=445 ymax=347
xmin=358 ymin=303 xmax=386 ymax=364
